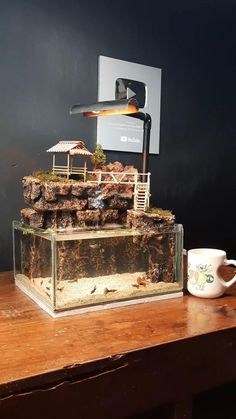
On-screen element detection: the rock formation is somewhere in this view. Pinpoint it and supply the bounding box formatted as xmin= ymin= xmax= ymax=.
xmin=18 ymin=163 xmax=179 ymax=285
xmin=21 ymin=162 xmax=136 ymax=229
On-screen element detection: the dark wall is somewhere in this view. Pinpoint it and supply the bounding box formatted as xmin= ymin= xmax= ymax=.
xmin=0 ymin=0 xmax=236 ymax=270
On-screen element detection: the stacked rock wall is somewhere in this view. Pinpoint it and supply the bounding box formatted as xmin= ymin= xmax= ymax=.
xmin=21 ymin=168 xmax=136 ymax=229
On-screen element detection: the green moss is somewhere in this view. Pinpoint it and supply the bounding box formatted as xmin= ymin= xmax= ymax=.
xmin=16 ymin=225 xmax=35 ymax=235
xmin=16 ymin=224 xmax=57 ymax=235
xmin=31 ymin=171 xmax=71 ymax=183
xmin=146 ymin=207 xmax=173 ymax=216
xmin=41 ymin=228 xmax=55 ymax=234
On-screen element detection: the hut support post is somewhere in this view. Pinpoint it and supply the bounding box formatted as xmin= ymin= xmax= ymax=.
xmin=52 ymin=154 xmax=55 ymax=174
xmin=84 ymin=160 xmax=87 ymax=182
xmin=67 ymin=154 xmax=70 ymax=179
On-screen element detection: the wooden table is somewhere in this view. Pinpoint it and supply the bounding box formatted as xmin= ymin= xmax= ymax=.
xmin=1 ymin=271 xmax=236 ymax=419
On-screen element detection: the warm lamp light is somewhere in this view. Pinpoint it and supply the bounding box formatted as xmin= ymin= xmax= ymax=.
xmin=84 ymin=104 xmax=138 ymax=117
xmin=70 ymin=79 xmax=151 ymax=176
xmin=70 ymin=98 xmax=139 ymax=117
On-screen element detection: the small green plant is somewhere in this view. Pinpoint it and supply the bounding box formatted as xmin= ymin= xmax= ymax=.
xmin=91 ymin=144 xmax=106 ymax=169
xmin=31 ymin=171 xmax=70 ymax=183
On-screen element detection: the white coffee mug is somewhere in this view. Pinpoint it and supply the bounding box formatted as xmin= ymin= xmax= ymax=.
xmin=187 ymin=248 xmax=236 ymax=298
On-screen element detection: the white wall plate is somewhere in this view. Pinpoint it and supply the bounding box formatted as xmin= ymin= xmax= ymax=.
xmin=97 ymin=56 xmax=161 ymax=154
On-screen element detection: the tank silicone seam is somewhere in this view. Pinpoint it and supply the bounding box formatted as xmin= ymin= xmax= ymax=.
xmin=51 ymin=232 xmax=57 ymax=309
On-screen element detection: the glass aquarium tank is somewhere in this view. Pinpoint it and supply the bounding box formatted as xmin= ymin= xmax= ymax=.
xmin=13 ymin=221 xmax=183 ymax=317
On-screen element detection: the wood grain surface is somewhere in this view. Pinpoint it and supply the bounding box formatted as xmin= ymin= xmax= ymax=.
xmin=0 ymin=271 xmax=236 ymax=400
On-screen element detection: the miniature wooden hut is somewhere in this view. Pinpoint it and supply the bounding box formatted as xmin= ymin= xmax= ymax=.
xmin=47 ymin=140 xmax=92 ymax=180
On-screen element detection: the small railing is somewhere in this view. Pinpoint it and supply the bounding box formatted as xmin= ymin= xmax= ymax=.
xmin=50 ymin=166 xmax=150 ymax=210
xmin=71 ymin=167 xmax=86 ymax=175
xmin=52 ymin=165 xmax=86 ymax=180
xmin=87 ymin=171 xmax=150 ymax=185
xmin=52 ymin=167 xmax=150 ymax=186
xmin=52 ymin=165 xmax=69 ymax=173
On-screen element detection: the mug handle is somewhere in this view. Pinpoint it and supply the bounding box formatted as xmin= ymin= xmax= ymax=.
xmin=219 ymin=259 xmax=236 ymax=288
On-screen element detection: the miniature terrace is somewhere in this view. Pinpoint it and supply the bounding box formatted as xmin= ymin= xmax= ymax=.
xmin=47 ymin=140 xmax=151 ymax=211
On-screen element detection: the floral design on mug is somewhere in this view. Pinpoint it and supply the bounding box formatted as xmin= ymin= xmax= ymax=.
xmin=188 ymin=263 xmax=214 ymax=291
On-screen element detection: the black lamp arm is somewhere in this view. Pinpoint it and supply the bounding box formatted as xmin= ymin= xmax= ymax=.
xmin=127 ymin=112 xmax=152 ymax=178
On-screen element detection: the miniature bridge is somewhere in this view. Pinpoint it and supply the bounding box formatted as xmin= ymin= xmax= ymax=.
xmin=86 ymin=171 xmax=151 ymax=211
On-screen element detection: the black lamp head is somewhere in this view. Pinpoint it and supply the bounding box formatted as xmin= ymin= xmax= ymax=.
xmin=69 ymin=77 xmax=151 ymax=176
xmin=69 ymin=78 xmax=146 ymax=118
xmin=70 ymin=97 xmax=139 ymax=117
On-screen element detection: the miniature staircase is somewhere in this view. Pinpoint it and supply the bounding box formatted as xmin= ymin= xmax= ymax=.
xmin=134 ymin=182 xmax=150 ymax=211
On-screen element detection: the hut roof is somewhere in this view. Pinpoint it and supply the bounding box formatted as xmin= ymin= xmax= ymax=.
xmin=47 ymin=141 xmax=92 ymax=156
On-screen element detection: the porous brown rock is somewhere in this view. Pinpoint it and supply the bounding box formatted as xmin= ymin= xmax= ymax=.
xmin=21 ymin=208 xmax=44 ymax=229
xmin=23 ymin=176 xmax=90 ymax=207
xmin=45 ymin=211 xmax=76 ymax=229
xmin=76 ymin=209 xmax=121 ymax=226
xmin=23 ymin=177 xmax=67 ymax=203
xmin=127 ymin=209 xmax=175 ymax=229
xmin=32 ymin=197 xmax=87 ymax=212
xmin=43 ymin=182 xmax=72 ymax=202
xmin=107 ymin=196 xmax=133 ymax=210
xmin=127 ymin=209 xmax=176 ymax=284
xmin=72 ymin=183 xmax=98 ymax=198
xmin=76 ymin=210 xmax=100 ymax=226
xmin=21 ymin=209 xmax=77 ymax=229
xmin=20 ymin=208 xmax=124 ymax=229
xmin=100 ymin=209 xmax=120 ymax=224
xmin=100 ymin=183 xmax=133 ymax=200
xmin=23 ymin=177 xmax=41 ymax=202
xmin=22 ymin=174 xmax=135 ymax=213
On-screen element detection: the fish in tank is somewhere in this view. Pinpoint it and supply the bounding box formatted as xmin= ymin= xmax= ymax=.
xmin=13 ymin=221 xmax=183 ymax=315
